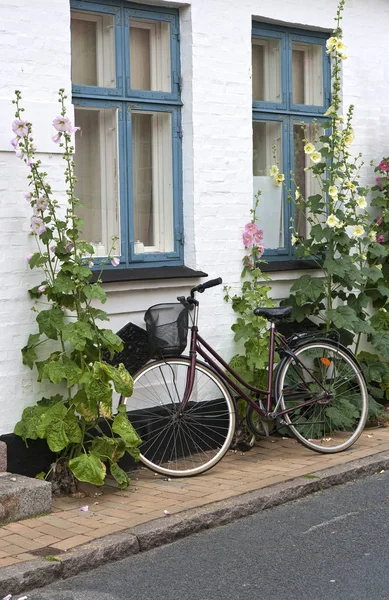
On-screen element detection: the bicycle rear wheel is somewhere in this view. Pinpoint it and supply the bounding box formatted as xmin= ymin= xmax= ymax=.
xmin=120 ymin=357 xmax=236 ymax=476
xmin=275 ymin=341 xmax=368 ymax=453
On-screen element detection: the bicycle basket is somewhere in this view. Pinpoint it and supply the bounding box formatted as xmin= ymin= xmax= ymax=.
xmin=144 ymin=303 xmax=189 ymax=358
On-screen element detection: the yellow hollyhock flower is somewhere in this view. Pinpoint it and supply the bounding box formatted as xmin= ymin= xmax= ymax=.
xmin=357 ymin=196 xmax=367 ymax=209
xmin=269 ymin=165 xmax=279 ymax=177
xmin=326 ymin=214 xmax=340 ymax=228
xmin=310 ymin=151 xmax=322 ymax=164
xmin=304 ymin=142 xmax=315 ymax=155
xmin=328 ymin=186 xmax=338 ymax=198
xmin=352 ymin=225 xmax=365 ymax=237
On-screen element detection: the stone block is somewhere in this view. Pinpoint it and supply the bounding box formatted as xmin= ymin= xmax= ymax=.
xmin=0 ymin=441 xmax=6 ymax=472
xmin=0 ymin=473 xmax=51 ymax=524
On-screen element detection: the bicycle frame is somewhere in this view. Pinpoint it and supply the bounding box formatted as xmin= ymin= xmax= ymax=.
xmin=182 ymin=302 xmax=330 ymax=421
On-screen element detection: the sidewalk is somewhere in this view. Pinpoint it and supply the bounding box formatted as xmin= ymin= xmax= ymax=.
xmin=2 ymin=427 xmax=389 ymax=595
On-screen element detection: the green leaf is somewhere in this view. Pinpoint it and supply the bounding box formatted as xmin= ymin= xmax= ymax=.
xmin=14 ymin=405 xmax=49 ymax=441
xmin=84 ymin=283 xmax=107 ymax=304
xmin=89 ymin=308 xmax=110 ymax=322
xmin=71 ymin=389 xmax=99 ymax=422
xmin=62 ymin=321 xmax=94 ymax=351
xmin=90 ymin=436 xmax=126 ymax=463
xmin=99 ymin=329 xmax=124 ymax=356
xmin=83 ymin=373 xmax=113 ymax=418
xmin=110 ymin=462 xmax=130 ymax=490
xmin=112 ymin=406 xmax=141 ymax=460
xmin=94 ymin=362 xmax=134 ymax=397
xmin=307 ymin=194 xmax=324 ymax=212
xmin=327 ymin=306 xmax=359 ymax=330
xmin=361 ymin=267 xmax=383 ymax=284
xmin=37 ymin=308 xmax=65 ymax=340
xmin=41 ymin=360 xmax=66 ymax=384
xmin=290 ymin=275 xmax=325 ymax=305
xmin=69 ymin=453 xmax=106 ymax=486
xmin=29 ymin=253 xmax=48 ymax=269
xmin=369 ymin=243 xmax=389 ymax=259
xmin=371 ymin=332 xmax=389 ymax=361
xmin=371 ymin=310 xmax=389 ymax=332
xmin=62 ymin=356 xmax=83 ymax=386
xmin=52 ymin=272 xmax=76 ymax=294
xmin=377 ymin=284 xmax=389 ymax=298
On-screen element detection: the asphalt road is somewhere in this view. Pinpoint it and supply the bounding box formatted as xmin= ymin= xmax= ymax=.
xmin=27 ymin=470 xmax=389 ymax=600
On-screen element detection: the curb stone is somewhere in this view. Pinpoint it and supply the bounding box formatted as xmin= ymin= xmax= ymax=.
xmin=3 ymin=450 xmax=389 ymax=596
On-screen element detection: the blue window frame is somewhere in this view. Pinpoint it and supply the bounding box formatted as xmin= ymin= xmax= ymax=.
xmin=252 ymin=22 xmax=331 ymax=263
xmin=70 ymin=0 xmax=183 ymax=269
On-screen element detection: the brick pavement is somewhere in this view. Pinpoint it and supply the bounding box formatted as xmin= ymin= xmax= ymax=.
xmin=1 ymin=427 xmax=389 ymax=569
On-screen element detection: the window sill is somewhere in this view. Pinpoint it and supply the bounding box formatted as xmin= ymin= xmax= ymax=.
xmin=260 ymin=259 xmax=321 ymax=273
xmin=91 ymin=265 xmax=208 ymax=284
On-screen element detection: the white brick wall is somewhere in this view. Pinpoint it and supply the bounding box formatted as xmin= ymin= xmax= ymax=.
xmin=1 ymin=0 xmax=389 ymax=434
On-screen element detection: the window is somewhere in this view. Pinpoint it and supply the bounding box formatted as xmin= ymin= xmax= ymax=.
xmin=71 ymin=1 xmax=182 ymax=268
xmin=252 ymin=23 xmax=331 ymax=263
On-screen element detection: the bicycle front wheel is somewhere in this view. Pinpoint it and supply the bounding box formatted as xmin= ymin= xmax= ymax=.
xmin=275 ymin=341 xmax=368 ymax=453
xmin=120 ymin=357 xmax=236 ymax=477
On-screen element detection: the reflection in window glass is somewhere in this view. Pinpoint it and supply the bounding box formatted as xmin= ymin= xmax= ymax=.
xmin=71 ymin=11 xmax=116 ymax=88
xmin=74 ymin=107 xmax=120 ymax=257
xmin=252 ymin=37 xmax=281 ymax=103
xmin=132 ymin=112 xmax=173 ymax=253
xmin=292 ymin=42 xmax=323 ymax=105
xmin=130 ymin=18 xmax=171 ymax=92
xmin=253 ymin=121 xmax=283 ymax=249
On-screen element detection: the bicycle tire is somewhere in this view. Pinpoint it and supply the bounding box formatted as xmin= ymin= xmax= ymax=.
xmin=119 ymin=357 xmax=236 ymax=477
xmin=275 ymin=340 xmax=368 ymax=453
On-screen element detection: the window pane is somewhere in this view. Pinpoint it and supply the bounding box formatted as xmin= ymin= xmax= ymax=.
xmin=74 ymin=107 xmax=120 ymax=257
xmin=253 ymin=121 xmax=283 ymax=249
xmin=71 ymin=11 xmax=116 ymax=88
xmin=293 ymin=122 xmax=323 ymax=241
xmin=252 ymin=37 xmax=281 ymax=103
xmin=292 ymin=42 xmax=323 ymax=105
xmin=129 ymin=18 xmax=171 ymax=92
xmin=132 ymin=112 xmax=174 ymax=253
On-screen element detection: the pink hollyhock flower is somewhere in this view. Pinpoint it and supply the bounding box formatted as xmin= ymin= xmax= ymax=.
xmin=26 ymin=253 xmax=33 ymax=262
xmin=27 ymin=158 xmax=35 ymax=167
xmin=52 ymin=132 xmax=61 ymax=144
xmin=16 ymin=149 xmax=24 ymax=159
xmin=53 ymin=115 xmax=73 ymax=132
xmin=376 ymin=235 xmax=385 ymax=243
xmin=242 ymin=231 xmax=254 ymax=248
xmin=12 ymin=119 xmax=28 ymax=136
xmin=24 ymin=193 xmax=32 ymax=202
xmin=30 ymin=216 xmax=46 ymax=235
xmin=65 ymin=241 xmax=74 ymax=253
xmin=38 ymin=284 xmax=47 ymax=293
xmin=50 ymin=245 xmax=56 ymax=253
xmin=88 ymin=261 xmax=94 ymax=268
xmin=256 ymin=244 xmax=265 ymax=257
xmin=244 ymin=222 xmax=261 ymax=235
xmin=111 ymin=256 xmax=120 ymax=267
xmin=36 ymin=197 xmax=48 ymax=211
xmin=379 ymin=160 xmax=389 ymax=172
xmin=10 ymin=137 xmax=19 ymax=149
xmin=376 ymin=216 xmax=383 ymax=226
xmin=376 ymin=177 xmax=383 ymax=190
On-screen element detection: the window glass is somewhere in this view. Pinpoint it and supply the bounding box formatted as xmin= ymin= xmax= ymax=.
xmin=253 ymin=120 xmax=283 ymax=249
xmin=252 ymin=37 xmax=282 ymax=103
xmin=71 ymin=11 xmax=116 ymax=88
xmin=129 ymin=18 xmax=171 ymax=92
xmin=293 ymin=122 xmax=324 ymax=242
xmin=292 ymin=41 xmax=323 ymax=105
xmin=74 ymin=107 xmax=120 ymax=257
xmin=132 ymin=112 xmax=174 ymax=253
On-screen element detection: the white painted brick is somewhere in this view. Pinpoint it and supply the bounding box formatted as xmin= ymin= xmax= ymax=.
xmin=1 ymin=0 xmax=389 ymax=434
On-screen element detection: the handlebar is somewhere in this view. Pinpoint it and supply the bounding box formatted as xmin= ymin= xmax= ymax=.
xmin=192 ymin=277 xmax=223 ymax=294
xmin=177 ymin=277 xmax=223 ymax=305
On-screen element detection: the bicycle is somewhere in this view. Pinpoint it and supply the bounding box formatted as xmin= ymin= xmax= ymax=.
xmin=119 ymin=278 xmax=368 ymax=477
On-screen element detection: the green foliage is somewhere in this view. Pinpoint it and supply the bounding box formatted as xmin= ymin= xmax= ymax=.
xmin=12 ymin=90 xmax=139 ymax=489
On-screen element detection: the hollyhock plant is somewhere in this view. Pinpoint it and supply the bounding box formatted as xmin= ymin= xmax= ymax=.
xmin=285 ymin=0 xmax=384 ymax=355
xmin=11 ymin=89 xmax=139 ymax=492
